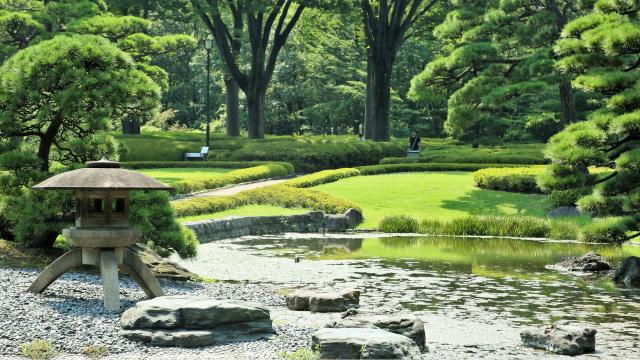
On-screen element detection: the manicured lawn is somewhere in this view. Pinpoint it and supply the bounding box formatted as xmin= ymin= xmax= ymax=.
xmin=313 ymin=172 xmax=551 ymax=228
xmin=138 ymin=168 xmax=232 ymax=185
xmin=178 ymin=205 xmax=308 ymax=223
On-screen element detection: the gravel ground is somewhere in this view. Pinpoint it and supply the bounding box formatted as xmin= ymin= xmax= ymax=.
xmin=0 ymin=267 xmax=317 ymax=359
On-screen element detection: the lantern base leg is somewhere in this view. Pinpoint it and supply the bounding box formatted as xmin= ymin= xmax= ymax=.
xmin=122 ymin=248 xmax=164 ymax=298
xmin=28 ymin=248 xmax=83 ymax=294
xmin=100 ymin=249 xmax=120 ymax=311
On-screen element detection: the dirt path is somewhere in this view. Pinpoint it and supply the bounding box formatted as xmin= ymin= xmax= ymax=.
xmin=188 ymin=178 xmax=291 ymax=198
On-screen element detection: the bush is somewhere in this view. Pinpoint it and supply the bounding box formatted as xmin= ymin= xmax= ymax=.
xmin=285 ymin=168 xmax=361 ymax=188
xmin=19 ymin=339 xmax=57 ymax=359
xmin=122 ymin=161 xmax=279 ymax=170
xmin=379 ymin=215 xmax=419 ymax=233
xmin=579 ymin=218 xmax=629 ymax=244
xmin=472 ymin=167 xmax=544 ymax=193
xmin=357 ymin=163 xmax=523 ymax=175
xmin=548 ymin=188 xmax=592 ymax=207
xmin=130 ymin=191 xmax=198 ymax=258
xmin=172 ymin=163 xmax=295 ymax=194
xmin=379 ymin=143 xmax=546 ymax=165
xmin=172 ymin=185 xmax=359 ymax=218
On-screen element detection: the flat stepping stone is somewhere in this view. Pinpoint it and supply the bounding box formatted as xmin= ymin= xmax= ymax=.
xmin=613 ymin=256 xmax=640 ymax=287
xmin=520 ymin=324 xmax=596 ymax=356
xmin=121 ymin=295 xmax=274 ymax=347
xmin=312 ymin=328 xmax=421 ymax=359
xmin=547 ymin=252 xmax=612 ymax=272
xmin=286 ymin=289 xmax=360 ymax=312
xmin=326 ymin=315 xmax=426 ymax=352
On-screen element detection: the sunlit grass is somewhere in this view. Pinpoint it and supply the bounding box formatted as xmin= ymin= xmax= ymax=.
xmin=138 ymin=168 xmax=231 ymax=185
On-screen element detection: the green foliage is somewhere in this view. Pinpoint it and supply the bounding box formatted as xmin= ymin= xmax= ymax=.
xmin=130 ymin=191 xmax=197 ymax=258
xmin=19 ymin=339 xmax=57 ymax=360
xmin=284 ymin=168 xmax=361 ymax=188
xmin=172 ymin=163 xmax=295 ymax=194
xmin=378 ymin=215 xmax=419 ymax=233
xmin=473 ymin=167 xmax=544 ymax=193
xmin=280 ymin=346 xmax=320 ymax=360
xmin=415 ymin=215 xmax=579 ymax=240
xmin=122 ymin=161 xmax=276 ymax=169
xmin=542 ymin=1 xmax=640 ymax=242
xmin=357 ymin=163 xmax=524 ymax=175
xmin=82 ymin=345 xmax=108 ymax=358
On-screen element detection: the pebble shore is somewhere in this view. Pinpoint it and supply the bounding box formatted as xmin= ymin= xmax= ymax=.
xmin=0 ymin=268 xmax=315 ymax=359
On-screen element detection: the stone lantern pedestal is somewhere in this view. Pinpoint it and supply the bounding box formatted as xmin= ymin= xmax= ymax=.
xmin=27 ymin=159 xmax=172 ymax=310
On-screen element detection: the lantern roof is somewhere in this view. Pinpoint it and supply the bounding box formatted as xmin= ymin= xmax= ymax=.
xmin=33 ymin=158 xmax=172 ymax=191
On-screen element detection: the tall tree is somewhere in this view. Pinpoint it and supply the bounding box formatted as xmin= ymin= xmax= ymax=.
xmin=360 ymin=0 xmax=438 ymax=141
xmin=539 ymin=0 xmax=640 ymax=243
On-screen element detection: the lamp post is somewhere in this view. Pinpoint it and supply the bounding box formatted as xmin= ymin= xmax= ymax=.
xmin=204 ymin=37 xmax=213 ymax=147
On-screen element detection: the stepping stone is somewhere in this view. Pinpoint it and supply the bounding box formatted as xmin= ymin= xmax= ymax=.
xmin=520 ymin=324 xmax=596 ymax=356
xmin=613 ymin=256 xmax=640 ymax=287
xmin=311 ymin=328 xmax=421 ymax=359
xmin=326 ymin=315 xmax=427 ymax=352
xmin=286 ymin=289 xmax=360 ymax=312
xmin=121 ymin=295 xmax=274 ymax=347
xmin=548 ymin=252 xmax=612 ymax=272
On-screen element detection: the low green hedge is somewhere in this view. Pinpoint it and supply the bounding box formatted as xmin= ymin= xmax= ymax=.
xmin=472 ymin=166 xmax=544 ymax=193
xmin=378 ymin=215 xmax=581 ymax=240
xmin=285 ymin=168 xmax=361 ymax=188
xmin=122 ymin=161 xmax=283 ymax=169
xmin=172 ymin=163 xmax=295 ymax=194
xmin=357 ymin=163 xmax=525 ymax=175
xmin=173 ymin=184 xmax=358 ymax=218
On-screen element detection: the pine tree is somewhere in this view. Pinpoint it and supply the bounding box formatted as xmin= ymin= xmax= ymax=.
xmin=539 ymin=0 xmax=640 ymax=243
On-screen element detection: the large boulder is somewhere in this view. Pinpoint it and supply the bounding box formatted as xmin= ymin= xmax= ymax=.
xmin=344 ymin=208 xmax=364 ymax=228
xmin=129 ymin=243 xmax=197 ymax=281
xmin=311 ymin=328 xmax=421 ymax=359
xmin=520 ymin=324 xmax=596 ymax=356
xmin=548 ymin=252 xmax=612 ymax=272
xmin=286 ymin=289 xmax=360 ymax=312
xmin=613 ymin=256 xmax=640 ymax=287
xmin=324 ymin=214 xmax=349 ymax=232
xmin=121 ymin=295 xmax=274 ymax=347
xmin=326 ymin=315 xmax=426 ymax=352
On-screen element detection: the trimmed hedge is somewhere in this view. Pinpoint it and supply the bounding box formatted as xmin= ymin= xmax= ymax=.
xmin=381 ymin=155 xmax=546 ymax=165
xmin=123 ymin=161 xmax=281 ymax=170
xmin=173 ymin=185 xmax=359 ymax=218
xmin=472 ymin=167 xmax=544 ymax=193
xmin=172 ymin=163 xmax=295 ymax=194
xmin=377 ymin=215 xmax=580 ymax=240
xmin=356 ymin=163 xmax=525 ymax=175
xmin=284 ymin=168 xmax=361 ymax=188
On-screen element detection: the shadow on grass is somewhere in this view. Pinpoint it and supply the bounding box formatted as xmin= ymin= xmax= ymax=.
xmin=440 ymin=188 xmax=549 ymax=217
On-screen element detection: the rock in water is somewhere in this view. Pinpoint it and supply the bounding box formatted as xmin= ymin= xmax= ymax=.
xmin=324 ymin=214 xmax=350 ymax=232
xmin=121 ymin=295 xmax=274 ymax=347
xmin=312 ymin=328 xmax=421 ymax=359
xmin=549 ymin=252 xmax=612 ymax=272
xmin=613 ymin=256 xmax=640 ymax=287
xmin=520 ymin=324 xmax=596 ymax=356
xmin=286 ymin=289 xmax=360 ymax=312
xmin=129 ymin=243 xmax=198 ymax=281
xmin=326 ymin=315 xmax=426 ymax=352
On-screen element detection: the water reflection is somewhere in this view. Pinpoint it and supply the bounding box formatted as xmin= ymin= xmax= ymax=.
xmin=235 ymin=235 xmax=640 ymax=349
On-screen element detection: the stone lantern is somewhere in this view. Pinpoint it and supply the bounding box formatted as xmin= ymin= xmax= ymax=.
xmin=27 ymin=158 xmax=173 ymax=310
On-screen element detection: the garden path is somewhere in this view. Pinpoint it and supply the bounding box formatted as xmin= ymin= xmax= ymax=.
xmin=189 ymin=178 xmax=291 ymax=198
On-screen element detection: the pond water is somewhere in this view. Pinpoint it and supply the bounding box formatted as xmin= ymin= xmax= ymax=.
xmin=229 ymin=235 xmax=640 ymax=356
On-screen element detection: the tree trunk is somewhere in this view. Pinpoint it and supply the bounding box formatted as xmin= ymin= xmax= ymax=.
xmin=225 ymin=76 xmax=241 ymax=137
xmin=559 ymin=79 xmax=577 ymax=124
xmin=370 ymin=58 xmax=392 ymax=141
xmin=122 ymin=119 xmax=141 ymax=135
xmin=246 ymin=90 xmax=265 ymax=139
xmin=38 ymin=114 xmax=63 ymax=172
xmin=364 ymin=56 xmax=375 ymax=140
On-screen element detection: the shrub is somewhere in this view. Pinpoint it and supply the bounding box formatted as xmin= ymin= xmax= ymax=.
xmin=172 ymin=196 xmax=248 ymax=218
xmin=579 ymin=218 xmax=629 ymax=244
xmin=82 ymin=345 xmax=108 ymax=358
xmin=548 ymin=188 xmax=591 ymax=207
xmin=172 ymin=163 xmax=295 ymax=194
xmin=379 ymin=215 xmax=419 ymax=233
xmin=472 ymin=167 xmax=544 ymax=193
xmin=285 ymin=168 xmax=361 ymax=188
xmin=122 ymin=161 xmax=279 ymax=170
xmin=130 ymin=191 xmax=198 ymax=258
xmin=357 ymin=163 xmax=522 ymax=175
xmin=379 ymin=144 xmax=547 ymax=165
xmin=19 ymin=339 xmax=57 ymax=359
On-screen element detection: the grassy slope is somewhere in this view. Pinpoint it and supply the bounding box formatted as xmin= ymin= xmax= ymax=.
xmin=313 ymin=172 xmax=550 ymax=228
xmin=178 ymin=205 xmax=307 ymax=223
xmin=138 ymin=168 xmax=232 ymax=185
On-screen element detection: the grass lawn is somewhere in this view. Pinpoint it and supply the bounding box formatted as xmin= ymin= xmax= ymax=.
xmin=138 ymin=168 xmax=232 ymax=185
xmin=178 ymin=205 xmax=308 ymax=223
xmin=313 ymin=172 xmax=551 ymax=228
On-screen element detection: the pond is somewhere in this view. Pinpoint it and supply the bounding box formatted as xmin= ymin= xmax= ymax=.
xmin=221 ymin=235 xmax=640 ymax=357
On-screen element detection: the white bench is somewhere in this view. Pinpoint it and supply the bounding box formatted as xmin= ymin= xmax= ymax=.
xmin=184 ymin=146 xmax=209 ymax=161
